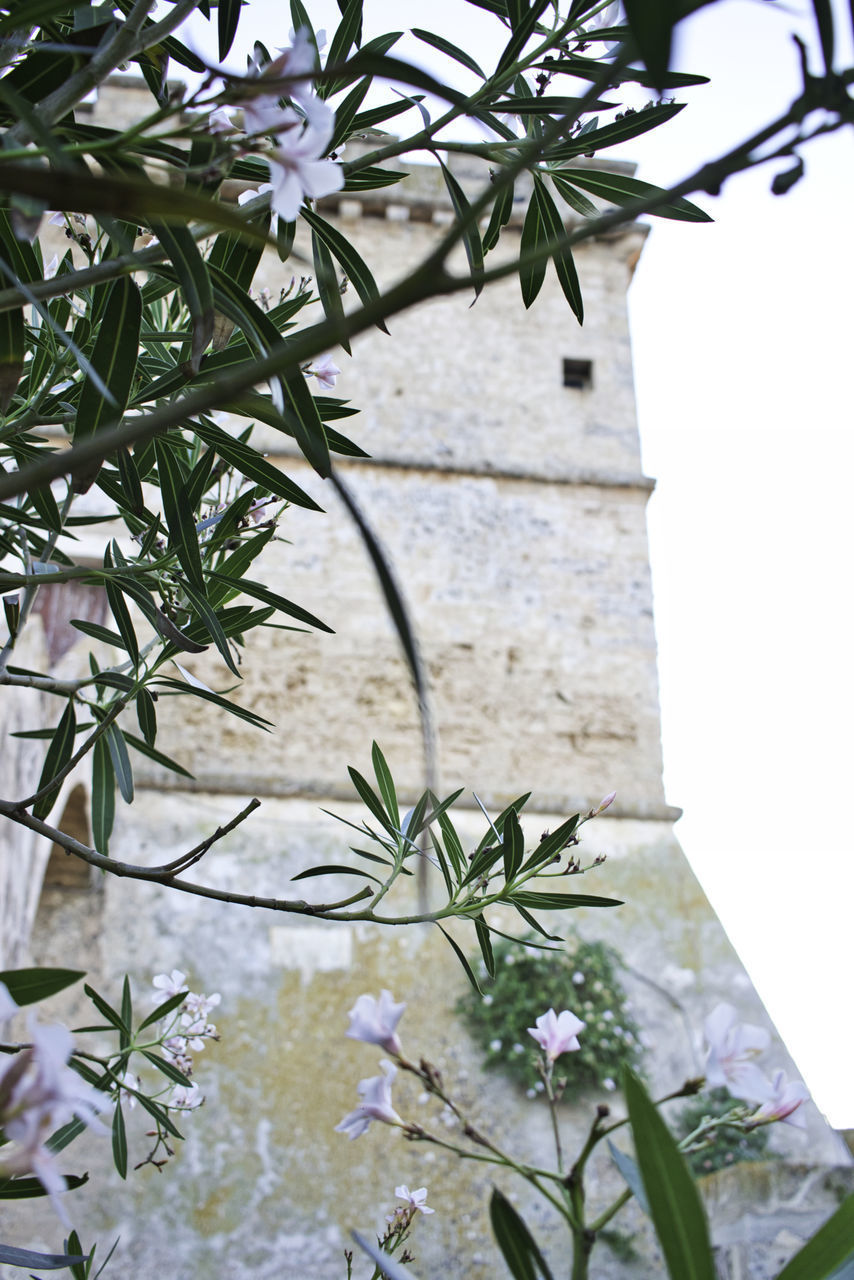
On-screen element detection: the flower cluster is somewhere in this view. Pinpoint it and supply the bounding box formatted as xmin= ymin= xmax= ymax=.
xmin=336 ymin=990 xmax=408 ymax=1140
xmin=0 ymin=983 xmax=108 ymax=1224
xmin=219 ymin=28 xmax=344 ymax=223
xmin=703 ymin=1003 xmax=808 ymax=1128
xmin=151 ymin=970 xmax=221 ymax=1109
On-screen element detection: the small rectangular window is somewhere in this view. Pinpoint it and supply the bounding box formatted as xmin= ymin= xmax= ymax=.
xmin=563 ymin=358 xmax=592 ymax=389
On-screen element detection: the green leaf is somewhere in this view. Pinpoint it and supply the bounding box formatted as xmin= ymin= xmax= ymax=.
xmin=439 ymin=160 xmax=484 ymax=298
xmin=520 ymin=813 xmax=580 ymax=872
xmin=181 ymin=578 xmax=241 ymax=679
xmin=104 ymin=564 xmax=140 ymax=667
xmin=311 ymin=225 xmax=349 ymax=351
xmin=0 ymin=967 xmax=84 ymax=1006
xmin=291 ymin=864 xmax=380 ymax=884
xmin=411 ymin=27 xmax=485 ymax=76
xmin=554 ymin=167 xmax=712 ymax=222
xmin=141 ymin=1049 xmax=194 ymax=1086
xmin=624 ymin=1067 xmax=716 ymax=1280
xmin=91 ymin=734 xmax=115 ymax=855
xmin=189 ymin=417 xmax=322 ymax=511
xmin=489 ymin=1186 xmax=554 ymax=1280
xmin=300 ymin=207 xmax=385 ymax=325
xmin=512 ymin=891 xmax=622 ymax=910
xmin=136 ymin=687 xmax=157 ymax=746
xmin=32 ymin=699 xmax=76 ymax=820
xmin=154 ymin=438 xmax=204 ymax=591
xmin=371 ymin=741 xmax=399 ymax=829
xmin=547 ymin=101 xmax=684 ymax=162
xmin=608 ymin=1139 xmax=651 ymax=1215
xmin=342 ymin=163 xmax=409 ymax=191
xmin=111 ymin=1100 xmax=128 ymax=1179
xmin=137 ymin=988 xmax=188 ymax=1032
xmin=0 ymin=1243 xmax=88 ymax=1269
xmin=474 ymin=914 xmax=495 ymax=977
xmin=218 ymin=0 xmax=242 ymax=59
xmin=520 ymin=188 xmax=547 ymax=308
xmin=350 ymin=1232 xmax=417 ymax=1280
xmin=622 ymin=0 xmax=682 ymax=89
xmin=482 ymin=177 xmax=514 ymax=254
xmin=206 ymin=569 xmax=332 ymax=633
xmin=148 ymin=221 xmax=214 ymax=373
xmin=0 ymin=1172 xmax=88 ymax=1199
xmin=120 ymin=974 xmax=133 ymax=1042
xmin=72 ymin=276 xmax=142 ymax=444
xmin=437 ymin=923 xmax=483 ymax=994
xmin=502 ymin=808 xmax=525 ymax=880
xmin=348 ymin=766 xmax=396 ymax=836
xmin=549 ymin=172 xmax=597 ymax=218
xmin=152 ymin=677 xmax=273 ymax=732
xmin=324 ymin=0 xmax=363 ymax=77
xmin=83 ymin=983 xmax=129 ymax=1036
xmin=103 ymin=720 xmax=134 ymax=805
xmin=776 ymin=1193 xmax=854 ymax=1280
xmin=495 ymin=0 xmax=551 ymax=75
xmin=533 ymin=176 xmax=583 ymax=322
xmin=122 ymin=729 xmax=194 ymax=779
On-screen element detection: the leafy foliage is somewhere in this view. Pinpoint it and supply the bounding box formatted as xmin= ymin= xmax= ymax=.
xmin=457 ymin=934 xmax=643 ymax=1095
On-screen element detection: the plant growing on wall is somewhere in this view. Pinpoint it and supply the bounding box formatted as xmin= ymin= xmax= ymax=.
xmin=458 ymin=934 xmax=643 ymax=1097
xmin=0 ymin=0 xmax=852 ymax=1274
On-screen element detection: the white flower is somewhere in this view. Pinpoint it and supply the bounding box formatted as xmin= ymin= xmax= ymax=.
xmin=395 ymin=1185 xmax=434 ymax=1215
xmin=603 ymin=1077 xmax=617 ymax=1092
xmin=703 ymin=1003 xmax=771 ymax=1103
xmin=43 ymin=254 xmax=59 ymax=280
xmin=0 ymin=982 xmax=18 ymax=1023
xmin=118 ymin=1070 xmax=139 ymax=1109
xmin=169 ymin=1082 xmax=203 ymax=1110
xmin=152 ymin=970 xmax=188 ymax=1001
xmin=208 ymin=106 xmax=236 ymax=134
xmin=489 ymin=1038 xmax=502 ymax=1053
xmin=572 ymin=971 xmax=585 ymax=985
xmin=0 ymin=1017 xmax=108 ymax=1223
xmin=183 ymin=992 xmax=221 ymax=1021
xmin=345 ymin=991 xmax=406 ymax=1056
xmin=335 ymin=1059 xmax=402 ymax=1140
xmin=309 ymin=353 xmax=341 ymax=391
xmin=528 ymin=1008 xmax=586 ymax=1063
xmin=266 ymin=108 xmax=344 ymax=222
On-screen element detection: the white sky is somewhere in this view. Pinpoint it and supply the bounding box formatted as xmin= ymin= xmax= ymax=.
xmin=176 ymin=0 xmax=854 ymax=1125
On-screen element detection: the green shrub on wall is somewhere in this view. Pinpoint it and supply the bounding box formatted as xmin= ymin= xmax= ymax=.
xmin=458 ymin=935 xmax=643 ymax=1097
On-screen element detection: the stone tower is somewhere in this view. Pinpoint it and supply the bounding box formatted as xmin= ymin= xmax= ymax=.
xmin=6 ymin=81 xmax=848 ymax=1279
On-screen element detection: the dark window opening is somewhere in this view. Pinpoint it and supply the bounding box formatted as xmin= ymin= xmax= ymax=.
xmin=45 ymin=785 xmax=94 ymax=890
xmin=563 ymin=358 xmax=592 ymax=390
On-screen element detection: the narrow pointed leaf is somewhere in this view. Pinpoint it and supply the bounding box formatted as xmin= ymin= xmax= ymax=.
xmin=495 ymin=0 xmax=551 ymax=74
xmin=371 ymin=741 xmax=399 ymax=828
xmin=439 ymin=160 xmax=483 ymax=297
xmin=300 ymin=206 xmax=385 ymax=323
xmin=154 ymin=439 xmax=204 ymax=590
xmin=136 ymin=687 xmax=157 ymax=746
xmin=91 ymin=734 xmax=115 ymax=855
xmin=122 ymin=729 xmax=194 ymax=778
xmin=489 ymin=1186 xmax=554 ymax=1280
xmin=520 ymin=189 xmax=547 ymax=308
xmin=624 ymin=1068 xmax=715 ymax=1280
xmin=608 ymin=1139 xmax=651 ymax=1215
xmin=776 ymin=1193 xmax=854 ymax=1280
xmin=111 ymin=1101 xmax=128 ymax=1179
xmin=555 ymin=167 xmax=712 ymax=222
xmin=189 ymin=417 xmax=321 ymax=511
xmin=0 ymin=968 xmax=84 ymax=1005
xmin=411 ymin=27 xmax=485 ymax=76
xmin=324 ymin=0 xmax=364 ymax=77
xmin=72 ymin=276 xmax=141 ymax=491
xmin=103 ymin=720 xmax=134 ymax=804
xmin=532 ymin=176 xmax=583 ymax=321
xmin=437 ymin=923 xmax=483 ymax=993
xmin=474 ymin=913 xmax=495 ymax=977
xmin=0 ymin=1243 xmax=88 ymax=1268
xmin=482 ymin=177 xmax=514 ymax=253
xmin=149 ymin=221 xmax=214 ymax=372
xmin=502 ymin=808 xmax=525 ymax=880
xmin=520 ymin=813 xmax=580 ymax=872
xmin=622 ymin=0 xmax=681 ymax=88
xmin=311 ymin=226 xmax=349 ymax=352
xmin=513 ymin=891 xmax=622 ymax=910
xmin=137 ymin=989 xmax=189 ymax=1032
xmin=218 ymin=0 xmax=242 ymax=59
xmin=181 ymin=579 xmax=241 ymax=678
xmin=348 ymin=766 xmax=396 ymax=835
xmin=32 ymin=699 xmax=76 ymax=820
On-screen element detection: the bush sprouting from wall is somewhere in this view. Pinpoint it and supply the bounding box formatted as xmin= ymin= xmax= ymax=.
xmin=457 ymin=935 xmax=643 ymax=1098
xmin=677 ymin=1087 xmax=772 ymax=1176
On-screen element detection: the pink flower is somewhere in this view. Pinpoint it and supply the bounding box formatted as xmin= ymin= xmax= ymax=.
xmin=345 ymin=990 xmax=406 ymax=1056
xmin=309 ymin=353 xmax=341 ymax=391
xmin=335 ymin=1059 xmax=402 ymax=1139
xmin=596 ymin=790 xmax=617 ymax=814
xmin=703 ymin=1003 xmax=771 ymax=1103
xmin=750 ymin=1069 xmax=809 ymax=1129
xmin=395 ymin=1184 xmax=434 ymax=1214
xmin=528 ymin=1008 xmax=586 ymax=1063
